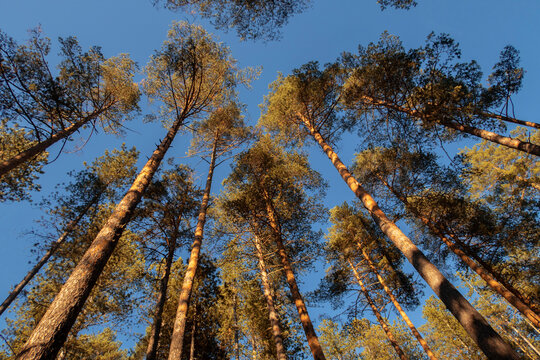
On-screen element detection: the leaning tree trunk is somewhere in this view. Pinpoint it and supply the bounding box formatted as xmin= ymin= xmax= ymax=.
xmin=168 ymin=135 xmax=218 ymax=360
xmin=300 ymin=115 xmax=519 ymax=360
xmin=377 ymin=175 xmax=540 ymax=327
xmin=359 ymin=96 xmax=540 ymax=156
xmin=262 ymin=191 xmax=326 ymax=360
xmin=0 ymin=191 xmax=101 ymax=317
xmin=253 ymin=234 xmax=288 ymax=360
xmin=15 ymin=112 xmax=188 ymax=360
xmin=347 ymin=258 xmax=409 ymax=360
xmin=0 ymin=115 xmax=94 ymax=177
xmin=146 ymin=240 xmax=177 ymax=360
xmin=360 ymin=246 xmax=438 ymax=360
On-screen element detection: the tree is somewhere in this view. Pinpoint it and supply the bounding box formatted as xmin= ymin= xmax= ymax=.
xmin=352 ymin=145 xmax=540 ymax=327
xmin=168 ymin=102 xmax=252 ymax=359
xmin=0 ymin=145 xmax=138 ymax=317
xmin=0 ymin=29 xmax=140 ymax=177
xmin=260 ymin=61 xmax=518 ymax=359
xmin=15 ymin=21 xmax=242 ymax=359
xmin=2 ymin=203 xmax=146 ymax=359
xmin=133 ymin=164 xmax=200 ymax=360
xmin=340 ymin=33 xmax=539 ymax=155
xmin=156 ymin=0 xmax=415 ymax=41
xmin=221 ymin=137 xmax=327 ymax=360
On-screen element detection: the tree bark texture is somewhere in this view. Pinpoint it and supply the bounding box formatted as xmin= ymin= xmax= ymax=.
xmin=0 ymin=192 xmax=100 ymax=317
xmin=378 ymin=176 xmax=540 ymax=327
xmin=15 ymin=113 xmax=187 ymax=360
xmin=262 ymin=192 xmax=326 ymax=360
xmin=167 ymin=136 xmax=218 ymax=360
xmin=253 ymin=235 xmax=288 ymax=360
xmin=347 ymin=258 xmax=409 ymax=360
xmin=145 ymin=241 xmax=177 ymax=360
xmin=360 ymin=247 xmax=438 ymax=360
xmin=301 ymin=116 xmax=519 ymax=360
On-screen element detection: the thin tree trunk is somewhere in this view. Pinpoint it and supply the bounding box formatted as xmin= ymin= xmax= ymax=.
xmin=509 ymin=324 xmax=540 ymax=358
xmin=15 ymin=113 xmax=187 ymax=360
xmin=347 ymin=258 xmax=408 ymax=360
xmin=358 ymin=96 xmax=540 ymax=156
xmin=168 ymin=135 xmax=218 ymax=360
xmin=189 ymin=304 xmax=197 ymax=360
xmin=377 ymin=175 xmax=540 ymax=327
xmin=482 ymin=112 xmax=540 ymax=130
xmin=234 ymin=293 xmax=240 ymax=360
xmin=262 ymin=191 xmax=326 ymax=360
xmin=0 ymin=116 xmax=92 ymax=177
xmin=360 ymin=247 xmax=438 ymax=360
xmin=146 ymin=241 xmax=176 ymax=360
xmin=0 ymin=192 xmax=100 ymax=317
xmin=301 ymin=116 xmax=519 ymax=360
xmin=253 ymin=234 xmax=288 ymax=360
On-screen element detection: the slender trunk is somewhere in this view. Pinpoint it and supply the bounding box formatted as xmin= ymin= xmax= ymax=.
xmin=301 ymin=116 xmax=518 ymax=360
xmin=0 ymin=192 xmax=100 ymax=317
xmin=234 ymin=293 xmax=240 ymax=360
xmin=262 ymin=191 xmax=326 ymax=360
xmin=378 ymin=176 xmax=540 ymax=327
xmin=360 ymin=247 xmax=438 ymax=360
xmin=167 ymin=136 xmax=218 ymax=360
xmin=482 ymin=112 xmax=540 ymax=130
xmin=15 ymin=113 xmax=187 ymax=360
xmin=441 ymin=119 xmax=540 ymax=156
xmin=358 ymin=96 xmax=540 ymax=156
xmin=145 ymin=242 xmax=176 ymax=360
xmin=347 ymin=258 xmax=408 ymax=360
xmin=509 ymin=324 xmax=540 ymax=358
xmin=0 ymin=116 xmax=91 ymax=177
xmin=253 ymin=235 xmax=287 ymax=360
xmin=189 ymin=305 xmax=197 ymax=360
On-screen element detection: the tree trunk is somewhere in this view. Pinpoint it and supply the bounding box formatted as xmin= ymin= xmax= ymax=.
xmin=377 ymin=175 xmax=540 ymax=327
xmin=234 ymin=293 xmax=240 ymax=360
xmin=301 ymin=116 xmax=519 ymax=360
xmin=482 ymin=112 xmax=540 ymax=130
xmin=360 ymin=247 xmax=438 ymax=360
xmin=347 ymin=258 xmax=409 ymax=360
xmin=189 ymin=304 xmax=197 ymax=360
xmin=253 ymin=234 xmax=288 ymax=360
xmin=262 ymin=191 xmax=326 ymax=360
xmin=15 ymin=113 xmax=187 ymax=360
xmin=0 ymin=116 xmax=92 ymax=177
xmin=0 ymin=192 xmax=100 ymax=317
xmin=358 ymin=96 xmax=540 ymax=156
xmin=145 ymin=241 xmax=176 ymax=360
xmin=167 ymin=135 xmax=218 ymax=360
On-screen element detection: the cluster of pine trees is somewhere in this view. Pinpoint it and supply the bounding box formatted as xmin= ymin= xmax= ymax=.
xmin=0 ymin=1 xmax=538 ymax=359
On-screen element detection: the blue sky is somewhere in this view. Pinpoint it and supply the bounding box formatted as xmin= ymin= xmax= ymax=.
xmin=1 ymin=0 xmax=539 ymax=353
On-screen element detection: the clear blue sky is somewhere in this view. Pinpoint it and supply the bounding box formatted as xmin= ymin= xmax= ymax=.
xmin=1 ymin=0 xmax=539 ymax=352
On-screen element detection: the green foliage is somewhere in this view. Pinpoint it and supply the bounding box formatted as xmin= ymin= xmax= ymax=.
xmin=0 ymin=28 xmax=139 ymax=140
xmin=0 ymin=120 xmax=47 ymax=202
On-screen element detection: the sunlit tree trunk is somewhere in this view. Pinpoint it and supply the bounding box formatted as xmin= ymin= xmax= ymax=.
xmin=0 ymin=115 xmax=95 ymax=177
xmin=253 ymin=234 xmax=288 ymax=360
xmin=347 ymin=258 xmax=408 ymax=360
xmin=358 ymin=96 xmax=540 ymax=156
xmin=262 ymin=190 xmax=326 ymax=360
xmin=377 ymin=175 xmax=540 ymax=327
xmin=168 ymin=135 xmax=218 ymax=360
xmin=146 ymin=241 xmax=177 ymax=360
xmin=0 ymin=192 xmax=100 ymax=317
xmin=301 ymin=115 xmax=519 ymax=360
xmin=360 ymin=246 xmax=438 ymax=360
xmin=15 ymin=112 xmax=188 ymax=360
